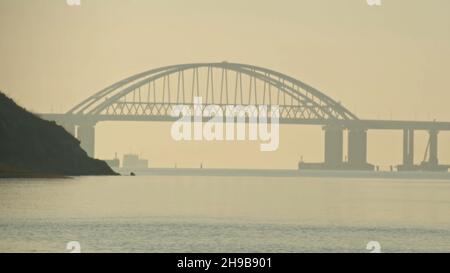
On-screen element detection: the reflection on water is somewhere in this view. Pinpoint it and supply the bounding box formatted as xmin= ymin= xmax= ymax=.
xmin=1 ymin=175 xmax=450 ymax=252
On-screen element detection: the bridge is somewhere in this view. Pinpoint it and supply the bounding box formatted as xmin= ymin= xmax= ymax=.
xmin=40 ymin=62 xmax=450 ymax=171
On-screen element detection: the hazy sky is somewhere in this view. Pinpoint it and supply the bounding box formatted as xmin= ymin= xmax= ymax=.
xmin=1 ymin=0 xmax=450 ymax=168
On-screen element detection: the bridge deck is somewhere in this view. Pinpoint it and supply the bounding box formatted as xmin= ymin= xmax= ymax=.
xmin=40 ymin=113 xmax=450 ymax=131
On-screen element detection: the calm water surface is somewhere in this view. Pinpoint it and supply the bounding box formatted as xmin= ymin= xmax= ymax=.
xmin=1 ymin=175 xmax=450 ymax=252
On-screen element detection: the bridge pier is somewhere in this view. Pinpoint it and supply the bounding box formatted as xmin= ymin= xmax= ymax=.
xmin=419 ymin=129 xmax=443 ymax=171
xmin=323 ymin=126 xmax=343 ymax=168
xmin=428 ymin=130 xmax=439 ymax=166
xmin=399 ymin=129 xmax=415 ymax=170
xmin=77 ymin=123 xmax=96 ymax=158
xmin=418 ymin=129 xmax=450 ymax=171
xmin=347 ymin=128 xmax=373 ymax=170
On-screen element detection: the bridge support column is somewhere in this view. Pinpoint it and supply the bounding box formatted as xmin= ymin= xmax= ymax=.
xmin=402 ymin=129 xmax=415 ymax=170
xmin=77 ymin=123 xmax=96 ymax=158
xmin=348 ymin=128 xmax=372 ymax=170
xmin=324 ymin=126 xmax=343 ymax=169
xmin=428 ymin=130 xmax=439 ymax=166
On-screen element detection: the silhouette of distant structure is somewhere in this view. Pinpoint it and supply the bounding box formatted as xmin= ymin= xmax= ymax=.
xmin=104 ymin=153 xmax=120 ymax=168
xmin=122 ymin=154 xmax=148 ymax=169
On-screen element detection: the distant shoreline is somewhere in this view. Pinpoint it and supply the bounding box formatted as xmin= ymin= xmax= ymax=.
xmin=115 ymin=168 xmax=450 ymax=181
xmin=4 ymin=167 xmax=450 ymax=181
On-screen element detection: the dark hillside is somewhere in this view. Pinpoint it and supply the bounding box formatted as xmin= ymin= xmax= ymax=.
xmin=0 ymin=91 xmax=117 ymax=177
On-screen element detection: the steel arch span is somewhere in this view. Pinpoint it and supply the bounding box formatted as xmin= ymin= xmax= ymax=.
xmin=68 ymin=62 xmax=358 ymax=122
xmin=40 ymin=62 xmax=450 ymax=170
